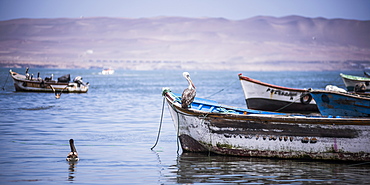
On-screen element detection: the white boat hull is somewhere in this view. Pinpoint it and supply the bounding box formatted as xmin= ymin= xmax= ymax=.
xmin=164 ymin=89 xmax=370 ymax=161
xmin=239 ymin=74 xmax=318 ymax=113
xmin=340 ymin=73 xmax=370 ymax=92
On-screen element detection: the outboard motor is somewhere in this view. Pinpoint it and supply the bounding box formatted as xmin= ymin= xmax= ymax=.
xmin=73 ymin=76 xmax=85 ymax=86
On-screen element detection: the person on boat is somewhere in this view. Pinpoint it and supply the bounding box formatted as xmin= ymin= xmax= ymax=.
xmin=25 ymin=67 xmax=30 ymax=79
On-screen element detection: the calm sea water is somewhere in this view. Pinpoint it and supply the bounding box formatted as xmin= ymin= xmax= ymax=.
xmin=1 ymin=68 xmax=369 ymax=184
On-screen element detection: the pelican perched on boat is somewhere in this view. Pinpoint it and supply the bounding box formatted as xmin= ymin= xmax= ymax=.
xmin=181 ymin=72 xmax=196 ymax=109
xmin=66 ymin=139 xmax=79 ymax=162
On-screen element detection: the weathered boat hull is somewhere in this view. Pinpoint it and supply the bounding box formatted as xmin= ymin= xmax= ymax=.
xmin=238 ymin=74 xmax=318 ymax=113
xmin=340 ymin=73 xmax=370 ymax=92
xmin=10 ymin=70 xmax=89 ymax=93
xmin=310 ymin=90 xmax=370 ymax=117
xmin=164 ymin=89 xmax=370 ymax=161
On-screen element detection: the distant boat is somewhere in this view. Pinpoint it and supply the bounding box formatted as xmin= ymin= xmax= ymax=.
xmin=238 ymin=74 xmax=318 ymax=113
xmin=310 ymin=90 xmax=370 ymax=117
xmin=101 ymin=67 xmax=114 ymax=75
xmin=340 ymin=73 xmax=370 ymax=93
xmin=163 ymin=87 xmax=370 ymax=161
xmin=9 ymin=68 xmax=89 ymax=93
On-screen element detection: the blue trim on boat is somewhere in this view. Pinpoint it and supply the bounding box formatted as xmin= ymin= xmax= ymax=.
xmin=172 ymin=92 xmax=285 ymax=115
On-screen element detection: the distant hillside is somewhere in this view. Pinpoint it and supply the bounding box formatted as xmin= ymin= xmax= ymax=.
xmin=0 ymin=16 xmax=369 ymax=70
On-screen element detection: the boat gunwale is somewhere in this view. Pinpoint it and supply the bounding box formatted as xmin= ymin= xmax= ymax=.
xmin=238 ymin=73 xmax=308 ymax=92
xmin=310 ymin=90 xmax=370 ymax=101
xmin=340 ymin=73 xmax=370 ymax=82
xmin=164 ymin=91 xmax=370 ymax=125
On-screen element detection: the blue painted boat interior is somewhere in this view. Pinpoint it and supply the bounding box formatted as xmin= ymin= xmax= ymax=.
xmin=172 ymin=92 xmax=285 ymax=115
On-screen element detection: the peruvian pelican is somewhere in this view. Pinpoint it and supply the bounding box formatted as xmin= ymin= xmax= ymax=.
xmin=181 ymin=72 xmax=196 ymax=109
xmin=66 ymin=139 xmax=79 ymax=162
xmin=50 ymin=85 xmax=68 ymax=99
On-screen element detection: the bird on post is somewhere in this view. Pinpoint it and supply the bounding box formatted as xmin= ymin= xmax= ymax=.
xmin=181 ymin=72 xmax=196 ymax=109
xmin=66 ymin=139 xmax=79 ymax=162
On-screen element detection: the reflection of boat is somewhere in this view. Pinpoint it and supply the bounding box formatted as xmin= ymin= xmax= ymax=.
xmin=101 ymin=67 xmax=114 ymax=75
xmin=163 ymin=88 xmax=370 ymax=161
xmin=310 ymin=90 xmax=370 ymax=117
xmin=340 ymin=73 xmax=370 ymax=92
xmin=173 ymin=153 xmax=368 ymax=184
xmin=238 ymin=74 xmax=318 ymax=113
xmin=9 ymin=68 xmax=89 ymax=93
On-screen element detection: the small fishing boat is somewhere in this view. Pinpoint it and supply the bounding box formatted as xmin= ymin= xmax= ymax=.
xmin=340 ymin=73 xmax=370 ymax=92
xmin=310 ymin=90 xmax=370 ymax=117
xmin=101 ymin=67 xmax=115 ymax=75
xmin=9 ymin=68 xmax=89 ymax=93
xmin=238 ymin=74 xmax=318 ymax=113
xmin=163 ymin=88 xmax=370 ymax=161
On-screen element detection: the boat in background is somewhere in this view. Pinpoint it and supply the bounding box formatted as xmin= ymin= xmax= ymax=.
xmin=238 ymin=74 xmax=318 ymax=113
xmin=101 ymin=67 xmax=115 ymax=75
xmin=340 ymin=73 xmax=370 ymax=93
xmin=163 ymin=87 xmax=370 ymax=161
xmin=9 ymin=68 xmax=89 ymax=93
xmin=310 ymin=90 xmax=370 ymax=117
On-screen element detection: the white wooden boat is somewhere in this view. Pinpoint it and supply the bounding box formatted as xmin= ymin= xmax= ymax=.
xmin=238 ymin=74 xmax=318 ymax=113
xmin=163 ymin=88 xmax=370 ymax=161
xmin=9 ymin=68 xmax=89 ymax=93
xmin=340 ymin=73 xmax=370 ymax=93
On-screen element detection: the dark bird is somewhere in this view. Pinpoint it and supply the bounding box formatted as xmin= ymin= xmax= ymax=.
xmin=66 ymin=139 xmax=79 ymax=162
xmin=181 ymin=72 xmax=196 ymax=109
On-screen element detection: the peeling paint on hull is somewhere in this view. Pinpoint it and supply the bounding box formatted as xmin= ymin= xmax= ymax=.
xmin=310 ymin=90 xmax=370 ymax=117
xmin=164 ymin=90 xmax=370 ymax=161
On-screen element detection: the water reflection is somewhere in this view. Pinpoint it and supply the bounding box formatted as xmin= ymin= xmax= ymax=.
xmin=67 ymin=161 xmax=77 ymax=181
xmin=171 ymin=152 xmax=370 ymax=184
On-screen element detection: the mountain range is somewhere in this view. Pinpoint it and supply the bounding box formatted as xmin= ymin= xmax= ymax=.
xmin=0 ymin=16 xmax=369 ymax=71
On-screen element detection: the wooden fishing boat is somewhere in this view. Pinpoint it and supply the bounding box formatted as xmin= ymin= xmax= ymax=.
xmin=340 ymin=73 xmax=370 ymax=92
xmin=238 ymin=74 xmax=318 ymax=113
xmin=163 ymin=88 xmax=370 ymax=161
xmin=310 ymin=90 xmax=370 ymax=117
xmin=9 ymin=68 xmax=89 ymax=93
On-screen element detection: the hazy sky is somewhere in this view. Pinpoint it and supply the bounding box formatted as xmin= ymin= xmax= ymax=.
xmin=0 ymin=0 xmax=370 ymax=21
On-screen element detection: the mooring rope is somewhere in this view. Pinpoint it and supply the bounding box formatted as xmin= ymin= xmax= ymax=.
xmin=274 ymin=96 xmax=301 ymax=112
xmin=151 ymin=97 xmax=166 ymax=150
xmin=2 ymin=72 xmax=10 ymax=90
xmin=204 ymin=79 xmax=239 ymax=99
xmin=274 ymin=93 xmax=311 ymax=112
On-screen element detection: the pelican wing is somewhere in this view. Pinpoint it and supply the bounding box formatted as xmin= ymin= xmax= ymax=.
xmin=181 ymin=88 xmax=196 ymax=108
